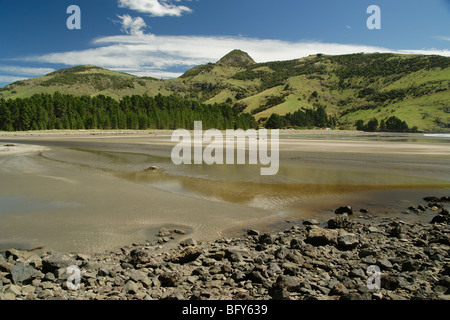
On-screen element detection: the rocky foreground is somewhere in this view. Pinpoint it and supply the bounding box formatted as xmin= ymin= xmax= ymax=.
xmin=0 ymin=197 xmax=449 ymax=301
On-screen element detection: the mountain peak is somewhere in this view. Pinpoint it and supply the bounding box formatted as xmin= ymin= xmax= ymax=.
xmin=217 ymin=49 xmax=255 ymax=67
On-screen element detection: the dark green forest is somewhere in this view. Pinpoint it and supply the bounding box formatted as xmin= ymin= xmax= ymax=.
xmin=0 ymin=93 xmax=258 ymax=131
xmin=264 ymin=106 xmax=337 ymax=129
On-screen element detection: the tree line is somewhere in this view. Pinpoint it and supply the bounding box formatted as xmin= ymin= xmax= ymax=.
xmin=355 ymin=116 xmax=416 ymax=132
xmin=264 ymin=106 xmax=337 ymax=129
xmin=0 ymin=93 xmax=257 ymax=132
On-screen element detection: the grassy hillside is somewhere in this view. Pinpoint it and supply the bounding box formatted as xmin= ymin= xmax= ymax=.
xmin=0 ymin=51 xmax=449 ymax=132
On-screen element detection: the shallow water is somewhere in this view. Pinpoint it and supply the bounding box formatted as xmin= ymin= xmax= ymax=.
xmin=0 ymin=132 xmax=449 ymax=253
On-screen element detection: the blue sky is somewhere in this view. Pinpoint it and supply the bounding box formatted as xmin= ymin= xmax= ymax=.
xmin=0 ymin=0 xmax=449 ymax=87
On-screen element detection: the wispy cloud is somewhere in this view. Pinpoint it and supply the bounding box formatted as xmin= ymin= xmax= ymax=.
xmin=118 ymin=0 xmax=192 ymax=17
xmin=0 ymin=75 xmax=27 ymax=83
xmin=18 ymin=34 xmax=450 ymax=79
xmin=117 ymin=14 xmax=147 ymax=35
xmin=0 ymin=66 xmax=55 ymax=77
xmin=434 ymin=36 xmax=450 ymax=41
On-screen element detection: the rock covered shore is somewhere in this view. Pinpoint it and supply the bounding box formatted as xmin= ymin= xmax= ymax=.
xmin=0 ymin=197 xmax=449 ymax=301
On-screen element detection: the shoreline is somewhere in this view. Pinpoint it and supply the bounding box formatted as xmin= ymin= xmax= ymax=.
xmin=0 ymin=198 xmax=449 ymax=301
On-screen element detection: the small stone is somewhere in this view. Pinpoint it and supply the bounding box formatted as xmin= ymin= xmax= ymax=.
xmin=159 ymin=272 xmax=180 ymax=287
xmin=179 ymin=238 xmax=197 ymax=247
xmin=376 ymin=258 xmax=393 ymax=270
xmin=122 ymin=280 xmax=139 ymax=294
xmin=158 ymin=228 xmax=171 ymax=237
xmin=171 ymin=246 xmax=203 ymax=264
xmin=337 ymin=233 xmax=359 ymax=250
xmin=381 ymin=275 xmax=399 ymax=290
xmin=6 ymin=284 xmax=22 ymax=296
xmin=330 ymin=283 xmax=348 ymax=296
xmin=402 ymin=260 xmax=420 ymax=272
xmin=271 ymin=275 xmax=302 ymax=293
xmin=418 ymin=205 xmax=427 ymax=211
xmin=247 ymin=229 xmax=260 ymax=236
xmin=303 ymin=219 xmax=320 ymax=226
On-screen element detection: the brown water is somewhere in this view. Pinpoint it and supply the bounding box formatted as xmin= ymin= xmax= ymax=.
xmin=0 ymin=132 xmax=449 ymax=253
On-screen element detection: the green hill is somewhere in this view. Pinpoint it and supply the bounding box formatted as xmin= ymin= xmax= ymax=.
xmin=1 ymin=50 xmax=449 ymax=132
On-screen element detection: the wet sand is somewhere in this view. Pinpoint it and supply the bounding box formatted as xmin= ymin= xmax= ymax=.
xmin=0 ymin=130 xmax=449 ymax=253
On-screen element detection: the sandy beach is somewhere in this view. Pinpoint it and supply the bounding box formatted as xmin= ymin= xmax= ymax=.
xmin=0 ymin=130 xmax=449 ymax=253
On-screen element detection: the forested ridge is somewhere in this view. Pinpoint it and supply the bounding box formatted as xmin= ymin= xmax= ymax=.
xmin=0 ymin=93 xmax=257 ymax=131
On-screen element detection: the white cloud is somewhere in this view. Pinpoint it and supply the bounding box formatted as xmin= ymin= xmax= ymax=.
xmin=117 ymin=14 xmax=147 ymax=35
xmin=434 ymin=36 xmax=450 ymax=41
xmin=0 ymin=66 xmax=55 ymax=76
xmin=118 ymin=0 xmax=192 ymax=17
xmin=21 ymin=34 xmax=450 ymax=79
xmin=0 ymin=75 xmax=27 ymax=83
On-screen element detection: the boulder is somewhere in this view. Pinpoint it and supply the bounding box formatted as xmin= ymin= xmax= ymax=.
xmin=10 ymin=263 xmax=38 ymax=285
xmin=305 ymin=228 xmax=338 ymax=246
xmin=42 ymin=253 xmax=77 ymax=273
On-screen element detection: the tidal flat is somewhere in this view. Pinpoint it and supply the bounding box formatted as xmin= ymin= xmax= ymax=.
xmin=0 ymin=130 xmax=449 ymax=253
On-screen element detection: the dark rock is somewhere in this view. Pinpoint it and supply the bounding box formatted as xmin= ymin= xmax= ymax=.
xmin=42 ymin=253 xmax=77 ymax=273
xmin=440 ymin=196 xmax=450 ymax=202
xmin=402 ymin=260 xmax=420 ymax=272
xmin=334 ymin=206 xmax=353 ymax=215
xmin=388 ymin=224 xmax=403 ymax=238
xmin=431 ymin=215 xmax=449 ymax=224
xmin=121 ymin=262 xmax=134 ymax=270
xmin=171 ymin=246 xmax=203 ymax=264
xmin=271 ymin=275 xmax=302 ymax=293
xmin=381 ymin=275 xmax=399 ymax=290
xmin=271 ymin=288 xmax=291 ymax=300
xmin=359 ymin=208 xmax=369 ymax=214
xmin=159 ymin=272 xmax=180 ymax=287
xmin=377 ymin=258 xmax=394 ymax=270
xmin=231 ymin=270 xmax=246 ymax=282
xmin=258 ymin=233 xmax=274 ymax=245
xmin=247 ymin=229 xmax=259 ymax=236
xmin=10 ymin=263 xmax=38 ymax=285
xmin=289 ymin=238 xmax=302 ymax=249
xmin=303 ymin=219 xmax=320 ymax=226
xmin=424 ymin=197 xmax=441 ymax=202
xmin=275 ymin=247 xmax=290 ymax=260
xmin=129 ymin=249 xmax=151 ymax=266
xmin=247 ymin=271 xmax=265 ymax=284
xmin=349 ymin=268 xmax=366 ymax=278
xmin=418 ymin=204 xmax=427 ymax=211
xmin=327 ymin=216 xmax=353 ymax=230
xmin=180 ymin=238 xmax=197 ymax=247
xmin=340 ymin=293 xmax=366 ymax=300
xmin=330 ymin=283 xmax=348 ymax=296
